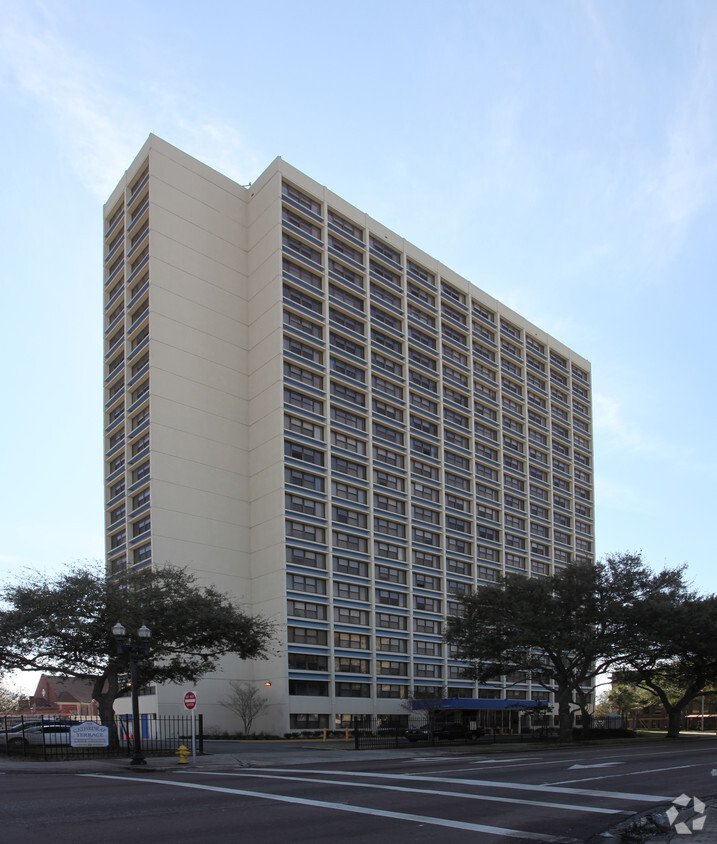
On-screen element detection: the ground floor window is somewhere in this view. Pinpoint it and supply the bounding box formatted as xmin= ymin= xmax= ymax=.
xmin=290 ymin=713 xmax=330 ymax=729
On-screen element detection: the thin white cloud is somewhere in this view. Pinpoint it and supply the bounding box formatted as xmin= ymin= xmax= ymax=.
xmin=594 ymin=392 xmax=717 ymax=481
xmin=637 ymin=23 xmax=717 ymax=239
xmin=0 ymin=4 xmax=144 ymax=198
xmin=0 ymin=4 xmax=264 ymax=199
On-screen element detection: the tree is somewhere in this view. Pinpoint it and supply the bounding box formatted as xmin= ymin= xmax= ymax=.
xmin=0 ymin=680 xmax=21 ymax=715
xmin=445 ymin=553 xmax=688 ymax=742
xmin=618 ymin=594 xmax=717 ymax=738
xmin=601 ymin=684 xmax=653 ymax=727
xmin=221 ymin=681 xmax=268 ymax=734
xmin=0 ymin=564 xmax=275 ymax=735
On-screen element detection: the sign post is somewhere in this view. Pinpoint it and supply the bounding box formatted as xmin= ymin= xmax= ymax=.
xmin=183 ymin=691 xmax=197 ymax=760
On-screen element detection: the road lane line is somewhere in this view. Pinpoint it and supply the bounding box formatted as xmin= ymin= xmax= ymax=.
xmin=78 ymin=774 xmax=566 ymax=840
xmin=249 ymin=767 xmax=672 ymax=802
xmin=190 ymin=770 xmax=623 ymax=815
xmin=549 ymin=764 xmax=699 ymax=785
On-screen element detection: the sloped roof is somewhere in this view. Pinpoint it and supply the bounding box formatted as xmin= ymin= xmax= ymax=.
xmin=35 ymin=675 xmax=96 ymax=703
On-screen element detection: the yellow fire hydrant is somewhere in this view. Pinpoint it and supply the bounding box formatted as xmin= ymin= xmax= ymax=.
xmin=176 ymin=745 xmax=190 ymax=764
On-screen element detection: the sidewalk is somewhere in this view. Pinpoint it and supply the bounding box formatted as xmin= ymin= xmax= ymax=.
xmin=0 ymin=745 xmax=414 ymax=775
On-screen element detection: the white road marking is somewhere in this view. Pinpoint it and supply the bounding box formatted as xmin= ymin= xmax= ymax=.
xmin=569 ymin=763 xmax=623 ymax=770
xmin=250 ymin=767 xmax=672 ymax=802
xmin=550 ymin=764 xmax=699 ymax=785
xmin=191 ymin=769 xmax=624 ymax=815
xmin=78 ymin=774 xmax=564 ymax=840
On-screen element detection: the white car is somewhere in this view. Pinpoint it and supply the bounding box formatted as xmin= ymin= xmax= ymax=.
xmin=5 ymin=724 xmax=76 ymax=747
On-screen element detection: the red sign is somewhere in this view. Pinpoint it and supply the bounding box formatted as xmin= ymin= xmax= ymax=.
xmin=183 ymin=691 xmax=197 ymax=711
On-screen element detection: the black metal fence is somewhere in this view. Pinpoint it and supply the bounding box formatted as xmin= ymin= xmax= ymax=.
xmin=351 ymin=715 xmax=629 ymax=750
xmin=0 ymin=714 xmax=203 ymax=761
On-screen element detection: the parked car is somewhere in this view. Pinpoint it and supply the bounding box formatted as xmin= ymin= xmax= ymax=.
xmin=405 ymin=721 xmax=486 ymax=742
xmin=3 ymin=723 xmax=82 ymax=747
xmin=0 ymin=718 xmax=78 ymax=742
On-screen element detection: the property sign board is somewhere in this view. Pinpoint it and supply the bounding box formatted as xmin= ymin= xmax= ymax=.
xmin=70 ymin=722 xmax=109 ymax=747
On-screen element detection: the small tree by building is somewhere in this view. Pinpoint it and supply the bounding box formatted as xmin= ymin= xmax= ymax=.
xmin=221 ymin=681 xmax=268 ymax=735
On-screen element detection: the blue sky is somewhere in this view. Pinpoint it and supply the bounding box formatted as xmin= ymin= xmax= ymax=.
xmin=1 ymin=0 xmax=716 ymax=611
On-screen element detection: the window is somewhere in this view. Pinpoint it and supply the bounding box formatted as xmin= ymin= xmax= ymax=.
xmin=285 ymin=467 xmax=324 ymax=491
xmin=414 ymin=595 xmax=441 ymax=612
xmin=287 ymin=600 xmax=327 ymax=620
xmin=374 ymin=493 xmax=405 ymax=515
xmin=330 ymin=332 xmax=364 ymax=358
xmin=334 ymin=631 xmax=369 ymax=649
xmin=372 ymin=351 xmax=402 ymax=375
xmin=376 ymin=588 xmax=407 ymax=607
xmin=375 ymin=612 xmax=408 ymax=630
xmin=286 ymin=493 xmax=325 ymax=517
xmin=289 ymin=627 xmax=328 ymax=646
xmin=289 ymin=680 xmax=329 ymax=697
xmin=412 ymin=527 xmax=440 ymax=547
xmin=331 ymin=431 xmax=366 ymax=455
xmin=285 ymin=521 xmax=325 ymax=543
xmin=330 ymin=357 xmax=365 ymax=382
xmin=374 ymin=469 xmax=404 ymax=490
xmin=374 ymin=541 xmax=406 ymax=561
xmin=331 ymin=481 xmax=366 ymax=504
xmin=335 ymin=682 xmax=370 ymax=698
xmin=377 ymin=660 xmax=408 ymax=676
xmin=412 ymin=505 xmax=440 ymax=525
xmin=332 ymin=505 xmax=367 ymax=528
xmin=285 ymin=441 xmax=324 ymax=466
xmin=133 ymin=463 xmax=150 ymax=483
xmin=331 ymin=407 xmax=366 ymax=431
xmin=335 ymin=656 xmax=370 ymax=674
xmin=332 ymin=531 xmax=367 ymax=552
xmin=376 ymin=637 xmax=408 ymax=653
xmin=284 ymin=335 xmax=323 ymax=364
xmin=284 ymin=388 xmax=323 ymax=416
xmin=373 ymin=445 xmax=404 ymax=467
xmin=375 ymin=564 xmax=407 ymax=583
xmin=413 ymin=550 xmax=440 ymax=569
xmin=414 ymin=662 xmax=443 ymax=678
xmin=288 ymin=653 xmax=328 ymax=671
xmin=334 ymin=581 xmax=369 ymax=601
xmin=334 ymin=606 xmax=370 ymax=625
xmin=374 ymin=517 xmax=405 ymax=537
xmin=331 ymin=382 xmax=365 ymax=406
xmin=331 ymin=456 xmax=366 ymax=478
xmin=333 ymin=556 xmax=368 ymax=577
xmin=287 ymin=547 xmax=327 ymax=569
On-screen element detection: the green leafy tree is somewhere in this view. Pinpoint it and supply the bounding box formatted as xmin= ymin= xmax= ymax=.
xmin=619 ymin=594 xmax=717 ymax=738
xmin=603 ymin=684 xmax=653 ymax=727
xmin=0 ymin=564 xmax=275 ymax=735
xmin=445 ymin=553 xmax=687 ymax=742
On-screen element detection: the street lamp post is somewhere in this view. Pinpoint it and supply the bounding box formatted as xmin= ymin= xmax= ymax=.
xmin=112 ymin=622 xmax=152 ymax=766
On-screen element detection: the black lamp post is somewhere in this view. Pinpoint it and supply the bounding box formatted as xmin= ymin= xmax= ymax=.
xmin=112 ymin=622 xmax=152 ymax=766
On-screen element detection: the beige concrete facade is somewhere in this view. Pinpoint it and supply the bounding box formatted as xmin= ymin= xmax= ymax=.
xmin=104 ymin=135 xmax=594 ymax=734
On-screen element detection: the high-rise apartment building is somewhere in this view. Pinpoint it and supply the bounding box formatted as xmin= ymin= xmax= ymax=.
xmin=104 ymin=135 xmax=593 ymax=733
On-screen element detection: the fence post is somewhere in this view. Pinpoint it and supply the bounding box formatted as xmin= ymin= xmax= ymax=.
xmin=198 ymin=714 xmax=204 ymax=754
xmin=353 ymin=718 xmax=359 ymax=750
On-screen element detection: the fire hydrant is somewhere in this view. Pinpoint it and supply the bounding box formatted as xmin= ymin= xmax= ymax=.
xmin=176 ymin=745 xmax=190 ymax=764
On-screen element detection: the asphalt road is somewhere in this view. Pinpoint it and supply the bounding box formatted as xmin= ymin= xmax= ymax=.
xmin=2 ymin=740 xmax=716 ymax=843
